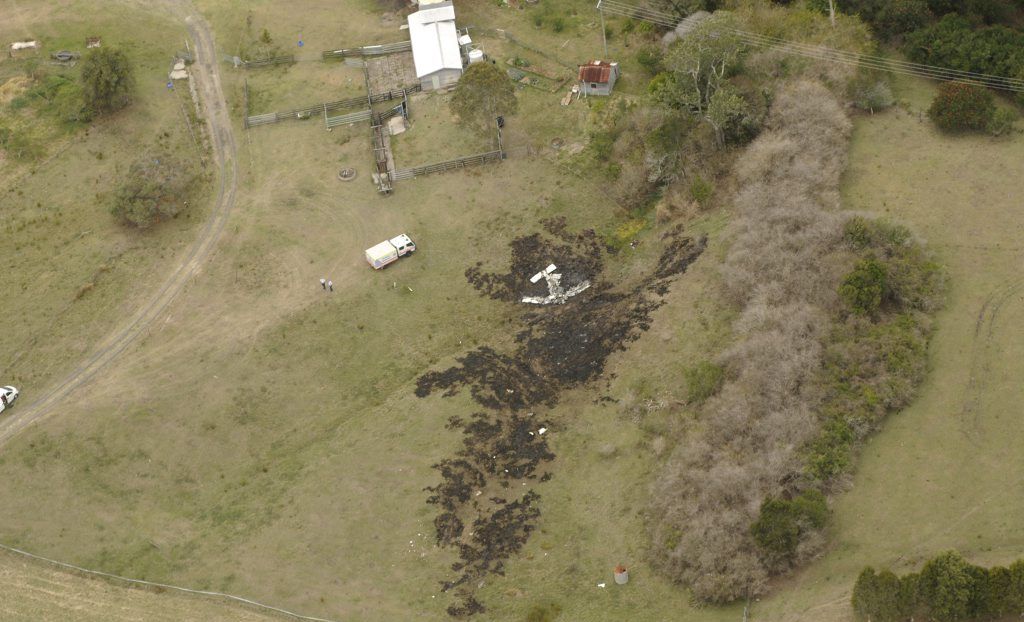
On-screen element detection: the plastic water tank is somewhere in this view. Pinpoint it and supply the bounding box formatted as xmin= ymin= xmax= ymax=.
xmin=468 ymin=49 xmax=484 ymax=64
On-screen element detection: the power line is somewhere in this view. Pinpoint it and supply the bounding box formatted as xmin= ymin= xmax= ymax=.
xmin=595 ymin=0 xmax=1024 ymax=93
xmin=729 ymin=30 xmax=1024 ymax=92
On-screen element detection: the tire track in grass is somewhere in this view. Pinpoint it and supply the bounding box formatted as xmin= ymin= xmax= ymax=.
xmin=0 ymin=4 xmax=237 ymax=446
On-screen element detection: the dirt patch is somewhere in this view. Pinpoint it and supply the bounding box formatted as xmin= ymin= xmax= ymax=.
xmin=0 ymin=76 xmax=31 ymax=105
xmin=417 ymin=218 xmax=706 ymax=615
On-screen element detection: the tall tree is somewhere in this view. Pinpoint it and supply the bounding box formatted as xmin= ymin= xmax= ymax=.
xmin=656 ymin=13 xmax=744 ymax=114
xmin=80 ymin=47 xmax=135 ymax=114
xmin=449 ymin=63 xmax=518 ymax=134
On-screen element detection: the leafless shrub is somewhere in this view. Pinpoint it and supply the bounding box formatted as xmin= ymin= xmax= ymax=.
xmin=649 ymin=80 xmax=851 ymax=602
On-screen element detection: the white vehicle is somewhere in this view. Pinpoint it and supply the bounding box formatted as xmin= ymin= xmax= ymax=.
xmin=0 ymin=386 xmax=19 ymax=414
xmin=365 ymin=234 xmax=416 ymax=269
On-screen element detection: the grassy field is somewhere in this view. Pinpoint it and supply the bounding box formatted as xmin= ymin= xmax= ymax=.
xmin=5 ymin=0 xmax=1024 ymax=620
xmin=0 ymin=548 xmax=290 ymax=621
xmin=0 ymin=1 xmax=209 ymax=394
xmin=0 ymin=3 xmax=655 ymax=620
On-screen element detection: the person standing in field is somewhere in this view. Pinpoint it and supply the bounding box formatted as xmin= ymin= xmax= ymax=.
xmin=320 ymin=278 xmax=326 ymax=290
xmin=328 ymin=280 xmax=334 ymax=292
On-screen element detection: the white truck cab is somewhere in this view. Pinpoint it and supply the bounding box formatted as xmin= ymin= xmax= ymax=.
xmin=365 ymin=234 xmax=416 ymax=269
xmin=0 ymin=386 xmax=19 ymax=414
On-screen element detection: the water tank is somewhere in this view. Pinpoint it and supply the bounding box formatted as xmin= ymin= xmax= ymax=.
xmin=468 ymin=49 xmax=484 ymax=64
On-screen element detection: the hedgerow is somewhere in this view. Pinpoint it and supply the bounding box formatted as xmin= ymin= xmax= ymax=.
xmin=853 ymin=551 xmax=1024 ymax=621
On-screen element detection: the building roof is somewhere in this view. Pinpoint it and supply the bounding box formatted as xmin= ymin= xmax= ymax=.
xmin=578 ymin=60 xmax=616 ymax=84
xmin=407 ymin=2 xmax=463 ymax=78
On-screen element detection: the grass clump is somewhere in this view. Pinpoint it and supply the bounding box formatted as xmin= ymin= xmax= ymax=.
xmin=683 ymin=360 xmax=723 ymax=405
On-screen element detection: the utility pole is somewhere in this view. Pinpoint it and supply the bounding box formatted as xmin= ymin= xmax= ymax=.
xmin=828 ymin=0 xmax=836 ymax=28
xmin=598 ymin=0 xmax=608 ymax=57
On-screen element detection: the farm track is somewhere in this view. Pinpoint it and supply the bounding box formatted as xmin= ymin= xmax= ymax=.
xmin=0 ymin=1 xmax=238 ymax=446
xmin=959 ymin=276 xmax=1024 ymax=444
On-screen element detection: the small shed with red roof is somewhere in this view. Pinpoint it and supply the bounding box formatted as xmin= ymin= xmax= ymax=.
xmin=577 ymin=60 xmax=620 ymax=96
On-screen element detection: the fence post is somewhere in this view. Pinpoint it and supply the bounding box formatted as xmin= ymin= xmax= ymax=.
xmin=243 ymin=79 xmax=250 ymax=129
xmin=496 ymin=118 xmax=504 ymax=159
xmin=323 ymin=103 xmax=328 ymax=129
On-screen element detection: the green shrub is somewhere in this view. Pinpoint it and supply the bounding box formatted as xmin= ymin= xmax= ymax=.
xmin=588 ymin=129 xmax=616 ymax=161
xmin=928 ymin=82 xmax=996 ymax=133
xmin=805 ymin=0 xmax=833 ymax=15
xmin=688 ymin=176 xmax=714 ymax=208
xmin=908 ymin=15 xmax=1024 ymax=82
xmin=80 ymin=47 xmax=135 ymax=114
xmin=525 ymin=602 xmax=562 ymax=622
xmin=804 ymin=415 xmax=854 ymax=481
xmin=842 ymin=217 xmax=945 ymax=312
xmin=852 ymin=567 xmax=913 ymax=622
xmin=876 ymin=0 xmax=932 ymax=38
xmin=918 ymin=551 xmax=977 ymax=621
xmin=636 ymin=45 xmax=664 ymax=76
xmin=751 ymin=490 xmax=828 ymax=566
xmin=849 ymin=74 xmax=895 ymax=112
xmin=110 ymin=152 xmax=199 ymax=228
xmin=684 ymin=360 xmax=723 ymax=404
xmin=0 ymin=125 xmax=43 ymax=161
xmin=551 ymin=16 xmax=566 ymax=33
xmin=987 ymin=107 xmax=1017 ymax=136
xmin=840 ymin=257 xmax=888 ymax=314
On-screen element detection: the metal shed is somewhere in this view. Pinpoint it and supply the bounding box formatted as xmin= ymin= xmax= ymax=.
xmin=578 ymin=60 xmax=620 ymax=96
xmin=407 ymin=1 xmax=463 ymax=91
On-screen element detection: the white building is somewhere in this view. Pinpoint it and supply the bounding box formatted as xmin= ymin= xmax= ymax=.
xmin=407 ymin=1 xmax=463 ymax=91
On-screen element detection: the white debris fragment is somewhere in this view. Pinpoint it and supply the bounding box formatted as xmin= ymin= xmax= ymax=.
xmin=522 ymin=263 xmax=590 ymax=305
xmin=597 ymin=582 xmax=606 ymax=588
xmin=538 ymin=427 xmax=547 ymax=435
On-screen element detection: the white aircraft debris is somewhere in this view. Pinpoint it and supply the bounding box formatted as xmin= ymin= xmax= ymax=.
xmin=522 ymin=263 xmax=590 ymax=305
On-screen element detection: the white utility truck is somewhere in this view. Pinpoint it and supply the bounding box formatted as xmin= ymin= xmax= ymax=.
xmin=0 ymin=386 xmax=19 ymax=414
xmin=365 ymin=234 xmax=416 ymax=269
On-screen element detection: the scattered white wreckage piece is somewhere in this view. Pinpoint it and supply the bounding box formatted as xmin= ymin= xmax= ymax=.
xmin=11 ymin=41 xmax=39 ymax=51
xmin=169 ymin=59 xmax=188 ymax=80
xmin=522 ymin=263 xmax=590 ymax=305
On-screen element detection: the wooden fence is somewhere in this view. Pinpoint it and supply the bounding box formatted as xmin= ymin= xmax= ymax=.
xmin=240 ymin=55 xmax=296 ymax=69
xmin=372 ymin=123 xmax=393 ymax=194
xmin=325 ymin=109 xmax=372 ymax=128
xmin=391 ymin=150 xmax=503 ymax=181
xmin=321 ymin=41 xmax=411 ymax=61
xmin=243 ymin=85 xmax=421 ymax=128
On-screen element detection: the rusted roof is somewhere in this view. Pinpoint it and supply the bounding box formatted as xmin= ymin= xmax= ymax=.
xmin=578 ymin=60 xmax=614 ymax=83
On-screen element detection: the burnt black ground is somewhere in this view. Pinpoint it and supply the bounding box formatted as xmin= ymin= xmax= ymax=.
xmin=417 ymin=219 xmax=706 ymax=616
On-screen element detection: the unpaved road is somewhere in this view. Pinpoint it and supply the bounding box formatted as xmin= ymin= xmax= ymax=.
xmin=0 ymin=3 xmax=237 ymax=446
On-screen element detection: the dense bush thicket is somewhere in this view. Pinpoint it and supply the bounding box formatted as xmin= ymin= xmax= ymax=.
xmin=843 ymin=2 xmax=1024 ymax=105
xmin=908 ymin=15 xmax=1024 ymax=79
xmin=648 ymin=77 xmax=945 ymax=602
xmin=928 ymin=82 xmax=996 ymax=132
xmin=808 ymin=217 xmax=944 ymax=482
xmin=649 ymin=80 xmax=851 ymax=602
xmin=853 ymin=551 xmax=1024 ymax=621
xmin=840 ymin=0 xmax=1024 ymax=36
